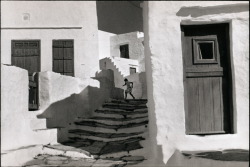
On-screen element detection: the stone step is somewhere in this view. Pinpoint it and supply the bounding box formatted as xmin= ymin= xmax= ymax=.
xmin=95 ymin=108 xmax=148 ymax=117
xmin=69 ymin=124 xmax=147 ymax=134
xmin=41 ymin=144 xmax=93 ymax=159
xmin=102 ymin=103 xmax=147 ymax=111
xmin=68 ymin=130 xmax=146 ymax=142
xmin=63 ymin=136 xmax=145 ymax=156
xmin=74 ymin=119 xmax=148 ymax=131
xmin=108 ymin=99 xmax=148 ymax=105
xmin=68 ymin=129 xmax=144 ymax=139
xmin=92 ymin=112 xmax=148 ymax=119
xmin=75 ymin=117 xmax=148 ymax=126
xmin=99 ymin=149 xmax=145 ymax=159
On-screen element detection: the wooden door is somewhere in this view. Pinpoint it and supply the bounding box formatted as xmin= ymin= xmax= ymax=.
xmin=181 ymin=23 xmax=233 ymax=134
xmin=53 ymin=40 xmax=74 ymax=76
xmin=12 ymin=40 xmax=40 ymax=110
xmin=11 ymin=40 xmax=40 ymax=80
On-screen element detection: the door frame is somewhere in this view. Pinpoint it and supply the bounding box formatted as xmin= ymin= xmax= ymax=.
xmin=180 ymin=22 xmax=235 ymax=135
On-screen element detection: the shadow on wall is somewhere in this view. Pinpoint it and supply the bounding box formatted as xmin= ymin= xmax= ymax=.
xmin=176 ymin=3 xmax=249 ymax=18
xmin=37 ymin=70 xmax=123 ymax=142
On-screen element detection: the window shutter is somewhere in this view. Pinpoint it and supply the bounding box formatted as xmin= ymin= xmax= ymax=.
xmin=53 ymin=40 xmax=74 ymax=76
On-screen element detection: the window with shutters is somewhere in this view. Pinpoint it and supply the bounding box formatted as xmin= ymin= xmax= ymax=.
xmin=52 ymin=40 xmax=74 ymax=76
xmin=120 ymin=44 xmax=129 ymax=59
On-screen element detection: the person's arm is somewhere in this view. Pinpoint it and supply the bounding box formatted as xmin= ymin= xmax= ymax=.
xmin=122 ymin=82 xmax=126 ymax=86
xmin=130 ymin=82 xmax=133 ymax=88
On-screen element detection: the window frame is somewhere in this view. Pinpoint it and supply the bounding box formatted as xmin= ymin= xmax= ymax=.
xmin=120 ymin=44 xmax=129 ymax=59
xmin=192 ymin=37 xmax=218 ymax=64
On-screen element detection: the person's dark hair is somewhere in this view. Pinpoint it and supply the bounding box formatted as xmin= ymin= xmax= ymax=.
xmin=124 ymin=78 xmax=128 ymax=81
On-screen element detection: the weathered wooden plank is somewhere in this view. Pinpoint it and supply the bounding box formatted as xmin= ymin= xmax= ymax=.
xmin=198 ymin=78 xmax=206 ymax=133
xmin=212 ymin=77 xmax=223 ymax=131
xmin=186 ymin=71 xmax=223 ymax=77
xmin=203 ymin=78 xmax=213 ymax=132
xmin=53 ymin=48 xmax=64 ymax=59
xmin=64 ymin=48 xmax=73 ymax=59
xmin=64 ymin=60 xmax=73 ymax=73
xmin=185 ymin=67 xmax=223 ymax=73
xmin=53 ymin=60 xmax=64 ymax=73
xmin=186 ymin=78 xmax=199 ymax=133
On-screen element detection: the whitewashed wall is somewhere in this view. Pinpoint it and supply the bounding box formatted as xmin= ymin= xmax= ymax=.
xmin=1 ymin=65 xmax=57 ymax=152
xmin=143 ymin=1 xmax=249 ymax=165
xmin=98 ymin=30 xmax=116 ymax=59
xmin=1 ymin=1 xmax=99 ymax=79
xmin=110 ymin=31 xmax=145 ymax=72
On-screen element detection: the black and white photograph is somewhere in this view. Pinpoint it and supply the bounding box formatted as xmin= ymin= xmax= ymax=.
xmin=1 ymin=1 xmax=249 ymax=167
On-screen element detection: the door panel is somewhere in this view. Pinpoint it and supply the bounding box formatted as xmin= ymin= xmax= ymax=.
xmin=12 ymin=40 xmax=40 ymax=79
xmin=181 ymin=23 xmax=232 ymax=134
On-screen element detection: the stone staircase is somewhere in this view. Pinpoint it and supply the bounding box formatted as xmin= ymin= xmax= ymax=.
xmin=62 ymin=99 xmax=148 ymax=159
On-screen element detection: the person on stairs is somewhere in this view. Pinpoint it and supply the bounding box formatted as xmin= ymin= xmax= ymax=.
xmin=123 ymin=78 xmax=135 ymax=100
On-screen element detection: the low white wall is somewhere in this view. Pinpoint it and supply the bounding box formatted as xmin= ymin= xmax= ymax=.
xmin=38 ymin=71 xmax=99 ymax=128
xmin=37 ymin=70 xmax=124 ymax=141
xmin=113 ymin=57 xmax=139 ymax=76
xmin=1 ymin=1 xmax=99 ymax=79
xmin=143 ymin=1 xmax=249 ymax=165
xmin=1 ymin=64 xmax=57 ymax=152
xmin=98 ymin=30 xmax=116 ymax=59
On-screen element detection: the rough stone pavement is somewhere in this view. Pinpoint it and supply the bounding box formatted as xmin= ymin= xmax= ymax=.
xmin=23 ymin=154 xmax=145 ymax=167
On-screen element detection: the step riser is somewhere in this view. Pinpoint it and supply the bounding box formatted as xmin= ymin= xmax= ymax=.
xmin=74 ymin=120 xmax=148 ymax=130
xmin=75 ymin=117 xmax=148 ymax=126
xmin=102 ymin=105 xmax=147 ymax=110
xmin=92 ymin=113 xmax=148 ymax=119
xmin=109 ymin=101 xmax=148 ymax=105
xmin=69 ymin=125 xmax=147 ymax=134
xmin=68 ymin=133 xmax=146 ymax=142
xmin=98 ymin=148 xmax=145 ymax=159
xmin=95 ymin=110 xmax=148 ymax=116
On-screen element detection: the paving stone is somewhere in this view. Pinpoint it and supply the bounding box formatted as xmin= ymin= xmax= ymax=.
xmin=46 ymin=160 xmax=65 ymax=165
xmin=34 ymin=154 xmax=48 ymax=160
xmin=24 ymin=159 xmax=45 ymax=166
xmin=121 ymin=156 xmax=144 ymax=161
xmin=92 ymin=159 xmax=126 ymax=167
xmin=46 ymin=155 xmax=68 ymax=161
xmin=62 ymin=158 xmax=97 ymax=167
xmin=41 ymin=147 xmax=65 ymax=155
xmin=65 ymin=150 xmax=93 ymax=158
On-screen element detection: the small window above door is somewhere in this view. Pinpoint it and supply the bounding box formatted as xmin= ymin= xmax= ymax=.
xmin=193 ymin=37 xmax=218 ymax=64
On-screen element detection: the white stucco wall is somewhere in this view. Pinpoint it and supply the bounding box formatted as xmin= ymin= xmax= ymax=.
xmin=98 ymin=30 xmax=116 ymax=59
xmin=1 ymin=65 xmax=57 ymax=152
xmin=1 ymin=1 xmax=99 ymax=79
xmin=110 ymin=31 xmax=145 ymax=72
xmin=143 ymin=1 xmax=249 ymax=165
